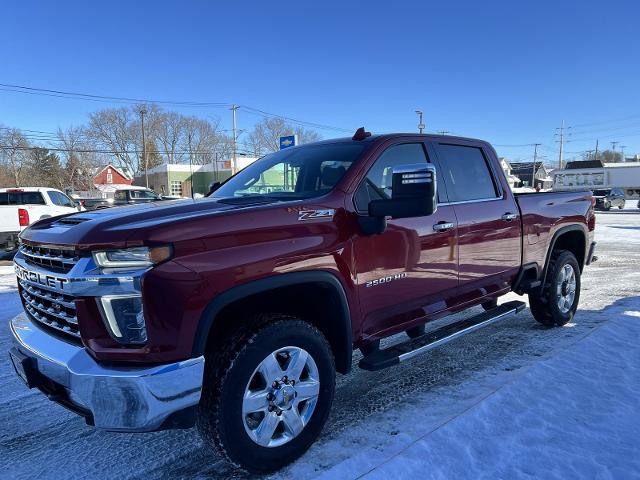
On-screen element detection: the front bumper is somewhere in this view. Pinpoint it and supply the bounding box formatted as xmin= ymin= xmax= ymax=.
xmin=10 ymin=312 xmax=204 ymax=432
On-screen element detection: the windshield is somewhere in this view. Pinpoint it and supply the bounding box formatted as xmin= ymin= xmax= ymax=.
xmin=211 ymin=143 xmax=366 ymax=201
xmin=592 ymin=189 xmax=610 ymax=196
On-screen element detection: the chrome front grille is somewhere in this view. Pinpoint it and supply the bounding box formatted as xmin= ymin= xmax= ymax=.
xmin=19 ymin=244 xmax=80 ymax=274
xmin=18 ymin=279 xmax=80 ymax=339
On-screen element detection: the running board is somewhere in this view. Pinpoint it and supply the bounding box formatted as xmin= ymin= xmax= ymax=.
xmin=359 ymin=300 xmax=527 ymax=371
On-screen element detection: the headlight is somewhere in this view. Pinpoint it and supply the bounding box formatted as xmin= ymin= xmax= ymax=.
xmin=93 ymin=245 xmax=172 ymax=269
xmin=99 ymin=295 xmax=147 ymax=344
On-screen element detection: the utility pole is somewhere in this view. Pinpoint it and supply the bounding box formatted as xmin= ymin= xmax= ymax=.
xmin=230 ymin=104 xmax=239 ymax=173
xmin=188 ymin=131 xmax=194 ymax=199
xmin=620 ymin=145 xmax=627 ymax=162
xmin=556 ymin=120 xmax=566 ymax=170
xmin=139 ymin=107 xmax=148 ymax=188
xmin=594 ymin=139 xmax=599 ymax=161
xmin=532 ymin=143 xmax=541 ymax=188
xmin=611 ymin=141 xmax=619 ymax=152
xmin=415 ymin=110 xmax=425 ymax=134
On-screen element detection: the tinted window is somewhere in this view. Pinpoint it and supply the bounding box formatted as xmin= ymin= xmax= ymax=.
xmin=437 ymin=145 xmax=498 ymax=202
xmin=355 ymin=143 xmax=440 ymax=212
xmin=21 ymin=192 xmax=46 ymax=205
xmin=0 ymin=191 xmax=45 ymax=205
xmin=130 ymin=190 xmax=159 ymax=199
xmin=114 ymin=191 xmax=126 ymax=201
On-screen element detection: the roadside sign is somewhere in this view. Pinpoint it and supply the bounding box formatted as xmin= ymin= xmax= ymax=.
xmin=280 ymin=135 xmax=298 ymax=150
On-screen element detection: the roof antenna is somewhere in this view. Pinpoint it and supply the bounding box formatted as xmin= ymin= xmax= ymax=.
xmin=352 ymin=127 xmax=371 ymax=141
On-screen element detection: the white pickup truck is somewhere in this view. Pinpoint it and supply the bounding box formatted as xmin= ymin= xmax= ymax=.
xmin=0 ymin=188 xmax=80 ymax=256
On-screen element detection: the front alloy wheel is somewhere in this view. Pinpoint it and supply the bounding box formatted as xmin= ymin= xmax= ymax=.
xmin=197 ymin=317 xmax=335 ymax=474
xmin=243 ymin=347 xmax=320 ymax=447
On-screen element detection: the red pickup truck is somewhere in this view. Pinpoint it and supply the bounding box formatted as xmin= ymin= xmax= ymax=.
xmin=9 ymin=130 xmax=596 ymax=473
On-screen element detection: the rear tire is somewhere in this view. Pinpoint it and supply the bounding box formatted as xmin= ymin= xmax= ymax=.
xmin=528 ymin=250 xmax=581 ymax=327
xmin=197 ymin=316 xmax=335 ymax=474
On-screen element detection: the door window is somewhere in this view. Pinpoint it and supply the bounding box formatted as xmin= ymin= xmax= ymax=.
xmin=355 ymin=143 xmax=441 ymax=212
xmin=48 ymin=191 xmax=75 ymax=207
xmin=436 ymin=144 xmax=499 ymax=202
xmin=114 ymin=191 xmax=126 ymax=201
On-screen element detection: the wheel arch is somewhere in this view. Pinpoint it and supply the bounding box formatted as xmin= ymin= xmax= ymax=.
xmin=541 ymin=224 xmax=588 ymax=287
xmin=192 ymin=271 xmax=353 ymax=374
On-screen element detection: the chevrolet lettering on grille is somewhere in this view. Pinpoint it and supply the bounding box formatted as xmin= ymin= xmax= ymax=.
xmin=15 ymin=264 xmax=69 ymax=290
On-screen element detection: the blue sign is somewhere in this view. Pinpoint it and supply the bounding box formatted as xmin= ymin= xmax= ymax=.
xmin=279 ymin=135 xmax=298 ymax=149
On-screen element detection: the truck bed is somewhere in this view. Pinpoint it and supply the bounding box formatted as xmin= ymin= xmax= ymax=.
xmin=515 ymin=190 xmax=594 ymax=270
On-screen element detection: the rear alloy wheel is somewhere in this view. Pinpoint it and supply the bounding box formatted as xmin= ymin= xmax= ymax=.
xmin=528 ymin=250 xmax=581 ymax=327
xmin=197 ymin=318 xmax=335 ymax=473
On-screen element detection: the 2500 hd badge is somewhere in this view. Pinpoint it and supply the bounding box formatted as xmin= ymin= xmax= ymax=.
xmin=15 ymin=264 xmax=68 ymax=290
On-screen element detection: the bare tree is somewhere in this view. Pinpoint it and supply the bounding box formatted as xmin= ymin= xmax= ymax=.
xmin=87 ymin=107 xmax=139 ymax=175
xmin=86 ymin=103 xmax=162 ymax=176
xmin=0 ymin=126 xmax=29 ymax=187
xmin=57 ymin=126 xmax=102 ymax=191
xmin=154 ymin=111 xmax=186 ymax=164
xmin=183 ymin=117 xmax=228 ymax=166
xmin=246 ymin=117 xmax=321 ymax=154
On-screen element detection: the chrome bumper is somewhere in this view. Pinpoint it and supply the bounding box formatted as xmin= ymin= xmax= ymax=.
xmin=10 ymin=312 xmax=204 ymax=432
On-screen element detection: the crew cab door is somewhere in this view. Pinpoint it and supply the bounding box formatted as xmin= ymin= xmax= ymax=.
xmin=433 ymin=141 xmax=522 ymax=302
xmin=352 ymin=141 xmax=459 ymax=339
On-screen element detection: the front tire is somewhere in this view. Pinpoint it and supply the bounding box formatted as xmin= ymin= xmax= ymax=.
xmin=197 ymin=317 xmax=335 ymax=473
xmin=528 ymin=250 xmax=581 ymax=327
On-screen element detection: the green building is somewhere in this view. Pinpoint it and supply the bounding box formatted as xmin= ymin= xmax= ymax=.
xmin=133 ymin=163 xmax=239 ymax=197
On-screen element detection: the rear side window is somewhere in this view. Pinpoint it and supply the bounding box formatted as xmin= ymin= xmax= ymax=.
xmin=0 ymin=191 xmax=45 ymax=205
xmin=436 ymin=145 xmax=499 ymax=202
xmin=21 ymin=192 xmax=46 ymax=205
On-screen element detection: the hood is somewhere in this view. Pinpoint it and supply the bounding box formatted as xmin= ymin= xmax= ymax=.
xmin=19 ymin=197 xmax=273 ymax=250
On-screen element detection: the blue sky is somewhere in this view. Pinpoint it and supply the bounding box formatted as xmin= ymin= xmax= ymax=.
xmin=1 ymin=0 xmax=639 ymax=164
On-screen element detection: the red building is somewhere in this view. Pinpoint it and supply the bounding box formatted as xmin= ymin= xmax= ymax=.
xmin=93 ymin=164 xmax=132 ymax=186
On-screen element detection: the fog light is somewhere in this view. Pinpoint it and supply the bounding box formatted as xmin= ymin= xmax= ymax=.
xmin=98 ymin=295 xmax=147 ymax=345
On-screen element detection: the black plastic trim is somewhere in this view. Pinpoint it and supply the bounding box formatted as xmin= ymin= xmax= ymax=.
xmin=540 ymin=224 xmax=588 ymax=288
xmin=192 ymin=271 xmax=353 ymax=374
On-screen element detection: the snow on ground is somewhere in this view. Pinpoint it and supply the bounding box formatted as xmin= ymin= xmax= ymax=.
xmin=308 ymin=298 xmax=640 ymax=480
xmin=0 ymin=206 xmax=639 ymax=479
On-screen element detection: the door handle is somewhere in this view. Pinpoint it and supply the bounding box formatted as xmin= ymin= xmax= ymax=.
xmin=501 ymin=212 xmax=518 ymax=221
xmin=433 ymin=222 xmax=455 ymax=232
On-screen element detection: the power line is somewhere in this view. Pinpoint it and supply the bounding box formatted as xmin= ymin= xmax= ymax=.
xmin=0 ymin=81 xmax=352 ymax=133
xmin=0 ymin=83 xmax=231 ymax=107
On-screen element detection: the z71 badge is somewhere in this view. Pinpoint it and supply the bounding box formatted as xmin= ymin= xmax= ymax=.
xmin=297 ymin=209 xmax=335 ymax=221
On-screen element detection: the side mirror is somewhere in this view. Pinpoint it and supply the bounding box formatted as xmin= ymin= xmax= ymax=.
xmin=369 ymin=163 xmax=437 ymax=218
